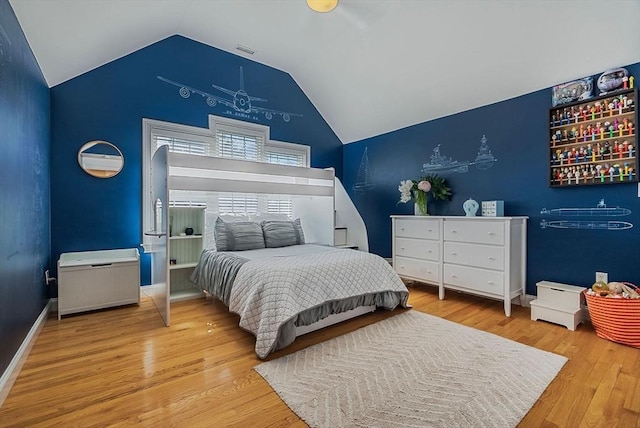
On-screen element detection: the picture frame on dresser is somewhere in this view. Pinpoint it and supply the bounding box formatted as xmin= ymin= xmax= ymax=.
xmin=391 ymin=216 xmax=528 ymax=317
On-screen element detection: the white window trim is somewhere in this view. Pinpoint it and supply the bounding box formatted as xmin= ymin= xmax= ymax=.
xmin=142 ymin=116 xmax=310 ymax=251
xmin=267 ymin=139 xmax=311 ymax=168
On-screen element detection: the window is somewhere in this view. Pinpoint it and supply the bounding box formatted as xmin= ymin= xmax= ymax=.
xmin=142 ymin=116 xmax=310 ymax=248
xmin=218 ymin=194 xmax=259 ymax=215
xmin=210 ymin=115 xmax=267 ymax=161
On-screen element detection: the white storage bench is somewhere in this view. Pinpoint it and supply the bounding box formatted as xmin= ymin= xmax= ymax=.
xmin=58 ymin=248 xmax=140 ymax=319
xmin=530 ymin=280 xmax=587 ymax=331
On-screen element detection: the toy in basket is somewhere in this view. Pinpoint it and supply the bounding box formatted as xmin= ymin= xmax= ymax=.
xmin=584 ymin=281 xmax=640 ymax=348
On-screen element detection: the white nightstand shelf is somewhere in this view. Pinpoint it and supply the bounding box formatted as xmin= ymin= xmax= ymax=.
xmin=530 ymin=280 xmax=587 ymax=331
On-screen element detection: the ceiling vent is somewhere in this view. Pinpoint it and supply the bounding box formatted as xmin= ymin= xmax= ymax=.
xmin=235 ymin=45 xmax=256 ymax=55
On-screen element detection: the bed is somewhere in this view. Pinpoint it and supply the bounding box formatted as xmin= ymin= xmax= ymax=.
xmin=148 ymin=148 xmax=409 ymax=350
xmin=191 ymin=241 xmax=409 ymax=358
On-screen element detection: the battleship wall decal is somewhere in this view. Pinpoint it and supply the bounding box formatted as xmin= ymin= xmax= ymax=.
xmin=158 ymin=66 xmax=302 ymax=122
xmin=422 ymin=135 xmax=497 ymax=175
xmin=352 ymin=147 xmax=375 ymax=193
xmin=540 ymin=199 xmax=633 ymax=230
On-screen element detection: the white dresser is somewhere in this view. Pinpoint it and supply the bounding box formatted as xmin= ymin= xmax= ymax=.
xmin=391 ymin=216 xmax=527 ymax=316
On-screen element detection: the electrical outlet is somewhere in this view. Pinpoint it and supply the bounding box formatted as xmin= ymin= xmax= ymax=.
xmin=595 ymin=271 xmax=608 ymax=284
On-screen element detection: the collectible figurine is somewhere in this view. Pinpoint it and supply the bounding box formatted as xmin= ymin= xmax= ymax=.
xmin=598 ymin=68 xmax=629 ymax=94
xmin=630 ymin=76 xmax=635 ymax=89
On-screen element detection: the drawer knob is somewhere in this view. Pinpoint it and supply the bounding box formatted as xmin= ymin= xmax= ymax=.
xmin=488 ymin=257 xmax=495 ymax=261
xmin=450 ymin=252 xmax=457 ymax=256
xmin=427 ymin=228 xmax=433 ymax=232
xmin=488 ymin=281 xmax=494 ymax=285
xmin=451 ymin=230 xmax=457 ymax=233
xmin=451 ymin=274 xmax=457 ymax=278
xmin=400 ymin=247 xmax=405 ymax=250
xmin=488 ymin=232 xmax=495 ymax=236
xmin=427 ymin=250 xmax=432 ymax=253
xmin=400 ymin=227 xmax=405 ymax=231
xmin=427 ymin=270 xmax=432 ymax=274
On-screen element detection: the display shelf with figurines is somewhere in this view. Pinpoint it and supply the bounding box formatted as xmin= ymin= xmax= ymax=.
xmin=549 ymin=88 xmax=637 ymax=187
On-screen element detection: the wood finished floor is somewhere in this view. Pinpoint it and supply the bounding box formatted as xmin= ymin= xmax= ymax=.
xmin=1 ymin=284 xmax=639 ymax=427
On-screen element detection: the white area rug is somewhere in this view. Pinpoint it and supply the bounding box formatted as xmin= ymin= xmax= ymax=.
xmin=255 ymin=310 xmax=567 ymax=428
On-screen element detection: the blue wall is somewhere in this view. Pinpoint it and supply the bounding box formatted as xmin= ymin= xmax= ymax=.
xmin=344 ymin=62 xmax=640 ymax=294
xmin=0 ymin=0 xmax=50 ymax=375
xmin=50 ymin=35 xmax=343 ymax=286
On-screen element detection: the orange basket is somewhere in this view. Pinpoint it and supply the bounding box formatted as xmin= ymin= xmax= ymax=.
xmin=583 ymin=283 xmax=640 ymax=348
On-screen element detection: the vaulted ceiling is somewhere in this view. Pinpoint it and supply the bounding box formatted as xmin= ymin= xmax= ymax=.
xmin=9 ymin=0 xmax=640 ymax=144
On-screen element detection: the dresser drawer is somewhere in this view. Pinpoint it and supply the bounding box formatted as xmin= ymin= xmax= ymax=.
xmin=394 ymin=257 xmax=440 ymax=283
xmin=395 ymin=218 xmax=439 ymax=240
xmin=443 ymin=264 xmax=504 ymax=295
xmin=395 ymin=237 xmax=439 ymax=261
xmin=444 ymin=220 xmax=505 ymax=245
xmin=444 ymin=242 xmax=504 ymax=270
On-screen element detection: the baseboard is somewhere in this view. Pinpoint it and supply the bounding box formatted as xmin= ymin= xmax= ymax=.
xmin=521 ymin=294 xmax=536 ymax=307
xmin=0 ymin=299 xmax=52 ymax=408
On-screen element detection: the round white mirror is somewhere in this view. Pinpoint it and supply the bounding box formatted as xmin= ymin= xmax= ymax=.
xmin=78 ymin=140 xmax=124 ymax=178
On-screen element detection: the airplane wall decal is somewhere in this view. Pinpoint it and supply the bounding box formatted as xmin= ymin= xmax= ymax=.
xmin=157 ymin=67 xmax=303 ymax=122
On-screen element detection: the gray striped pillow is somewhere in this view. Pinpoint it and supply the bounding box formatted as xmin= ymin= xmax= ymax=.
xmin=215 ymin=218 xmax=265 ymax=251
xmin=262 ymin=218 xmax=305 ymax=248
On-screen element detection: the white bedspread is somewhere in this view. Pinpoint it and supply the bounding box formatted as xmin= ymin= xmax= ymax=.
xmin=228 ymin=246 xmax=408 ymax=358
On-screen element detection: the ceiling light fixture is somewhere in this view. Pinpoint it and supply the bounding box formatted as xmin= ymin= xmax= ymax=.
xmin=307 ymin=0 xmax=338 ymax=13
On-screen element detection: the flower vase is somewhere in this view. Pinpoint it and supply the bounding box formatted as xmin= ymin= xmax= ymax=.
xmin=414 ymin=197 xmax=428 ymax=216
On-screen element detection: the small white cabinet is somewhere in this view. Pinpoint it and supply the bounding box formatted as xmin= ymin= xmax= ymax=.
xmin=57 ymin=248 xmax=140 ymax=319
xmin=391 ymin=216 xmax=528 ymax=316
xmin=530 ymin=281 xmax=586 ymax=330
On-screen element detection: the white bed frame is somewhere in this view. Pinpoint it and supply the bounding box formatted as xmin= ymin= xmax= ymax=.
xmin=165 ymin=152 xmax=376 ymax=337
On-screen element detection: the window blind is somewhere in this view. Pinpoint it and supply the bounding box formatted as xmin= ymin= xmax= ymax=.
xmin=266 ymin=151 xmax=304 ymax=167
xmin=267 ymin=199 xmax=293 ymax=217
xmin=218 ymin=194 xmax=259 ymax=215
xmin=153 ymin=135 xmax=215 ymax=157
xmin=217 ymin=131 xmax=264 ymax=161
